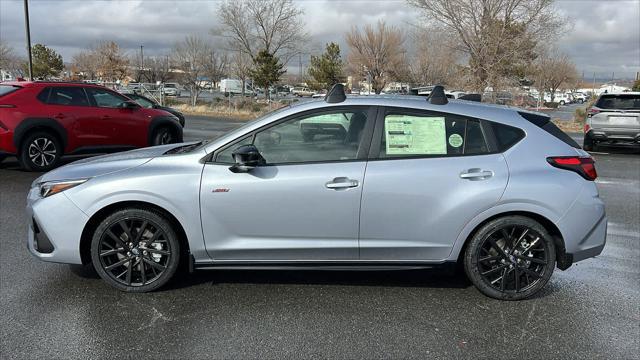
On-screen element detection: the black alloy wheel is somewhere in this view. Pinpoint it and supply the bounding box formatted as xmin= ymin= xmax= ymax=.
xmin=91 ymin=209 xmax=180 ymax=292
xmin=464 ymin=216 xmax=555 ymax=300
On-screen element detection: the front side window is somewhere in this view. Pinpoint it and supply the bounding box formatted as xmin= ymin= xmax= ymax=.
xmin=215 ymin=109 xmax=370 ymax=165
xmin=86 ymin=87 xmax=128 ymax=108
xmin=130 ymin=95 xmax=155 ymax=108
xmin=45 ymin=87 xmax=90 ymax=106
xmin=378 ymin=111 xmax=489 ymax=158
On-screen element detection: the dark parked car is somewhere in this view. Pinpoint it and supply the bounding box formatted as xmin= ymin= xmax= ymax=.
xmin=125 ymin=93 xmax=185 ymax=127
xmin=0 ymin=81 xmax=183 ymax=171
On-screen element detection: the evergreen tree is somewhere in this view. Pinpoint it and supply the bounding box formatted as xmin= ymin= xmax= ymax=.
xmin=250 ymin=50 xmax=286 ymax=99
xmin=308 ymin=42 xmax=344 ymax=90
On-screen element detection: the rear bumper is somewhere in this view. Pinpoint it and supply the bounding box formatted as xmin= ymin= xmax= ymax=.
xmin=586 ymin=129 xmax=640 ymax=146
xmin=556 ymin=182 xmax=607 ymax=265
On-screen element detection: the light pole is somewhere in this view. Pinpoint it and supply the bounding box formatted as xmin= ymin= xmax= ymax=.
xmin=139 ymin=45 xmax=144 ymax=82
xmin=23 ymin=0 xmax=33 ymax=81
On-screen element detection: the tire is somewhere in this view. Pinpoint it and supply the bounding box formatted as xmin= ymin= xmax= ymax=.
xmin=91 ymin=208 xmax=181 ymax=292
xmin=19 ymin=131 xmax=62 ymax=172
xmin=151 ymin=127 xmax=177 ymax=146
xmin=583 ymin=133 xmax=599 ymax=152
xmin=578 ymin=99 xmax=584 ymax=104
xmin=559 ymin=100 xmax=565 ymax=105
xmin=0 ymin=154 xmax=6 ymax=163
xmin=464 ymin=216 xmax=556 ymax=300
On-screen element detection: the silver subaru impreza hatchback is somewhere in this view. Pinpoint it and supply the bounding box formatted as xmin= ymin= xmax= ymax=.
xmin=27 ymin=86 xmax=606 ymax=300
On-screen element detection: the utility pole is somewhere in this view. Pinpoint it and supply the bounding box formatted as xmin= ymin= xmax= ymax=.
xmin=23 ymin=0 xmax=33 ymax=81
xmin=139 ymin=45 xmax=144 ymax=82
xmin=298 ymin=53 xmax=302 ymax=83
xmin=592 ymin=72 xmax=596 ymax=96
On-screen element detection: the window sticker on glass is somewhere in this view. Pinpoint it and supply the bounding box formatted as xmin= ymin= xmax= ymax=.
xmin=385 ymin=115 xmax=446 ymax=155
xmin=448 ymin=133 xmax=464 ymax=148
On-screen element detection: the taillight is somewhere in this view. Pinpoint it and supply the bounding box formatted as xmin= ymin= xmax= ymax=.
xmin=547 ymin=156 xmax=597 ymax=181
xmin=584 ymin=124 xmax=591 ymax=133
xmin=587 ymin=107 xmax=600 ymax=117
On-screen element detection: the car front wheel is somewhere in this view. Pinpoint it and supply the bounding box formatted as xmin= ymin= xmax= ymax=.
xmin=19 ymin=131 xmax=62 ymax=171
xmin=91 ymin=208 xmax=181 ymax=292
xmin=464 ymin=216 xmax=556 ymax=300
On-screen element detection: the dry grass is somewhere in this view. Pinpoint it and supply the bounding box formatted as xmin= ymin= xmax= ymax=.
xmin=172 ymin=101 xmax=289 ymax=121
xmin=552 ymin=119 xmax=583 ymax=133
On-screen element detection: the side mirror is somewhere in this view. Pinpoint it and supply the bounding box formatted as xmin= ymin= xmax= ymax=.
xmin=121 ymin=101 xmax=140 ymax=109
xmin=229 ymin=145 xmax=266 ymax=173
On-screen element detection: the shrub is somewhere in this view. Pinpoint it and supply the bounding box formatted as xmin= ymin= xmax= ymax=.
xmin=543 ymin=102 xmax=559 ymax=109
xmin=574 ymin=107 xmax=586 ymax=123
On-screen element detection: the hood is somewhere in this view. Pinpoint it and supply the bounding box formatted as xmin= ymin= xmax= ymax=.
xmin=36 ymin=143 xmax=183 ymax=183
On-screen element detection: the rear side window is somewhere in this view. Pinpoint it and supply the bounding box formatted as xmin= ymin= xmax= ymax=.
xmin=492 ymin=123 xmax=525 ymax=151
xmin=596 ymin=94 xmax=640 ymax=110
xmin=518 ymin=111 xmax=579 ymax=149
xmin=45 ymin=87 xmax=90 ymax=106
xmin=378 ymin=111 xmax=489 ymax=158
xmin=0 ymin=85 xmax=21 ymax=97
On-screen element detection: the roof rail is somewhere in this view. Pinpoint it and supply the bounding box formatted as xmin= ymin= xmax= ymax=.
xmin=325 ymin=83 xmax=346 ymax=103
xmin=427 ymin=85 xmax=448 ymax=105
xmin=459 ymin=93 xmax=482 ymax=102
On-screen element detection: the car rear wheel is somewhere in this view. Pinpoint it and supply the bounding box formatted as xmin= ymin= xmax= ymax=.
xmin=91 ymin=208 xmax=180 ymax=292
xmin=19 ymin=131 xmax=62 ymax=172
xmin=464 ymin=216 xmax=556 ymax=300
xmin=0 ymin=155 xmax=6 ymax=163
xmin=151 ymin=127 xmax=177 ymax=146
xmin=583 ymin=134 xmax=598 ymax=152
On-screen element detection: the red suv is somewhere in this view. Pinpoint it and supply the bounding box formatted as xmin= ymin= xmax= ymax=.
xmin=0 ymin=82 xmax=183 ymax=171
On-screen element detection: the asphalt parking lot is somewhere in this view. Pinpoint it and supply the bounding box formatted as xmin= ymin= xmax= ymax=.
xmin=1 ymin=116 xmax=638 ymax=359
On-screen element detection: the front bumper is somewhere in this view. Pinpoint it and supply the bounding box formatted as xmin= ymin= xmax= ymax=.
xmin=26 ymin=187 xmax=88 ymax=264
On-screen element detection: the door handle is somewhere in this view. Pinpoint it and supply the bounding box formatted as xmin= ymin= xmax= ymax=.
xmin=54 ymin=113 xmax=65 ymax=120
xmin=325 ymin=177 xmax=359 ymax=189
xmin=101 ymin=115 xmax=112 ymax=120
xmin=460 ymin=168 xmax=494 ymax=180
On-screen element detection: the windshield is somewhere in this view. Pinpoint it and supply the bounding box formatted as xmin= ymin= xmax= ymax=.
xmin=165 ymin=84 xmax=176 ymax=88
xmin=0 ymin=85 xmax=21 ymax=97
xmin=596 ymin=94 xmax=640 ymax=110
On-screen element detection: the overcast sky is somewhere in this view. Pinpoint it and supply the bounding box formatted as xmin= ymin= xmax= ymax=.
xmin=1 ymin=0 xmax=639 ymax=79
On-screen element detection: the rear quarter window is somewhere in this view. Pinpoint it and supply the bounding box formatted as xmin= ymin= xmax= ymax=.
xmin=492 ymin=122 xmax=525 ymax=151
xmin=0 ymin=85 xmax=21 ymax=97
xmin=518 ymin=111 xmax=579 ymax=149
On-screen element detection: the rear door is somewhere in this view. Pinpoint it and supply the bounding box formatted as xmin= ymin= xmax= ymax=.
xmin=359 ymin=107 xmax=509 ymax=260
xmin=39 ymin=86 xmax=94 ymax=149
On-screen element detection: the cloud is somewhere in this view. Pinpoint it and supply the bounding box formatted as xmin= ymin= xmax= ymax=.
xmin=1 ymin=0 xmax=638 ymax=78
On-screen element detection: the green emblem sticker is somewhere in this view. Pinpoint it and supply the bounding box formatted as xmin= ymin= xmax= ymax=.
xmin=448 ymin=133 xmax=463 ymax=148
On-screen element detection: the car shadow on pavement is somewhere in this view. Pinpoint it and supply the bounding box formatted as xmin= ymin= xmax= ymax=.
xmin=167 ymin=267 xmax=473 ymax=290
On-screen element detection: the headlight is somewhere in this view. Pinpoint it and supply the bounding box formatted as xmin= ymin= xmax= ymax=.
xmin=39 ymin=179 xmax=88 ymax=198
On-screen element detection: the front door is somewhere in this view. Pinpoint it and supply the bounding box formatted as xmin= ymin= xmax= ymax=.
xmin=200 ymin=106 xmax=375 ymax=261
xmin=359 ymin=107 xmax=509 ymax=260
xmin=84 ymin=87 xmax=141 ymax=147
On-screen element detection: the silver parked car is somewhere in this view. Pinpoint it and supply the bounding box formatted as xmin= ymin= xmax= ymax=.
xmin=27 ymin=86 xmax=606 ymax=300
xmin=584 ymin=92 xmax=640 ymax=151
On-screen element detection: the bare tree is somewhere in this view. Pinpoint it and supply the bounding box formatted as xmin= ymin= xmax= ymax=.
xmin=230 ymin=51 xmax=253 ymax=96
xmin=535 ymin=50 xmax=578 ymax=102
xmin=409 ymin=26 xmax=461 ymax=86
xmin=145 ymin=56 xmax=172 ymax=84
xmin=203 ymin=50 xmax=228 ymax=90
xmin=72 ymin=50 xmax=99 ymax=80
xmin=216 ymin=0 xmax=307 ymax=63
xmin=0 ymin=41 xmax=24 ymax=77
xmin=346 ymin=21 xmax=407 ymax=94
xmin=407 ymin=0 xmax=564 ymax=92
xmin=94 ymin=41 xmax=130 ymax=83
xmin=172 ymin=35 xmax=210 ymax=106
